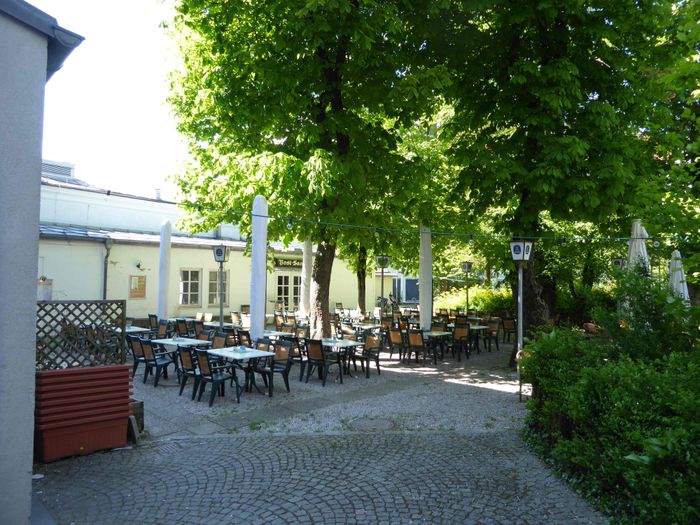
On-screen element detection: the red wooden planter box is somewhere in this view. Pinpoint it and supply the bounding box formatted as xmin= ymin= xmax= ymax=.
xmin=35 ymin=365 xmax=133 ymax=462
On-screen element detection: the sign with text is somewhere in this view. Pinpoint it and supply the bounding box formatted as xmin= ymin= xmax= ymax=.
xmin=274 ymin=258 xmax=302 ymax=269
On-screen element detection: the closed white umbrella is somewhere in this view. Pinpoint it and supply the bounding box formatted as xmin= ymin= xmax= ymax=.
xmin=668 ymin=250 xmax=690 ymax=304
xmin=627 ymin=219 xmax=650 ymax=272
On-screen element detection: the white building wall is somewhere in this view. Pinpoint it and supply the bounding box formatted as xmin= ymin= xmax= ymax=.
xmin=38 ymin=184 xmax=379 ymax=319
xmin=40 ymin=184 xmax=241 ymax=239
xmin=38 ymin=240 xmax=103 ymax=300
xmin=0 ymin=13 xmax=49 ymax=524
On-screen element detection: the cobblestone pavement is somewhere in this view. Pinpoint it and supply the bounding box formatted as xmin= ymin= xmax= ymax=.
xmin=33 ymin=345 xmax=607 ymax=524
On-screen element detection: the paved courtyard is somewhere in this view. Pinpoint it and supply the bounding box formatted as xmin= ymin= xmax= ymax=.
xmin=33 ymin=343 xmax=607 ymax=524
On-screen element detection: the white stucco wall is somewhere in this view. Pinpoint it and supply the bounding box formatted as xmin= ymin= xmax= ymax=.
xmin=38 ymin=237 xmax=378 ymax=319
xmin=38 ymin=240 xmax=104 ymax=300
xmin=0 ymin=13 xmax=48 ymax=524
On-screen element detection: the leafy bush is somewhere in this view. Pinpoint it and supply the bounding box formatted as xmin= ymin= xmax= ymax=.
xmin=556 ymin=284 xmax=615 ymax=325
xmin=522 ymin=269 xmax=700 ymax=523
xmin=434 ymin=286 xmax=514 ymax=314
xmin=471 ymin=287 xmax=514 ymax=315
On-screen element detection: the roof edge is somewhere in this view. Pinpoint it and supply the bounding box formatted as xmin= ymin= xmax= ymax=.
xmin=0 ymin=0 xmax=84 ymax=80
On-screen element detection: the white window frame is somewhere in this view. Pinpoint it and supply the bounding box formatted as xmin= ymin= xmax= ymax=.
xmin=179 ymin=268 xmax=201 ymax=306
xmin=277 ymin=273 xmax=301 ymax=309
xmin=208 ymin=269 xmax=229 ymax=307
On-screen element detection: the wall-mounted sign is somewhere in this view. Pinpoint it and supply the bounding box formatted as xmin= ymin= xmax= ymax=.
xmin=129 ymin=275 xmax=146 ymax=299
xmin=274 ymin=258 xmax=302 ymax=269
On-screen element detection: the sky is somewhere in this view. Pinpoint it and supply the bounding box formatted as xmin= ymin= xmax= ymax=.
xmin=31 ymin=0 xmax=186 ymax=198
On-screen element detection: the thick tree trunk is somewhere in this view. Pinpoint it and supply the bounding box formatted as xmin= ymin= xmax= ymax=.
xmin=356 ymin=245 xmax=367 ymax=312
xmin=309 ymin=237 xmax=335 ymax=340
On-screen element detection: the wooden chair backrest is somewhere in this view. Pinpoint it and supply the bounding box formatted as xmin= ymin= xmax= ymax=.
xmin=453 ymin=324 xmax=469 ymax=341
xmin=364 ymin=334 xmax=380 ymax=350
xmin=306 ymin=339 xmax=324 ymax=360
xmin=192 ymin=320 xmax=204 ymax=336
xmin=195 ymin=350 xmax=212 ymax=376
xmin=148 ymin=314 xmax=159 ymax=330
xmin=178 ymin=346 xmax=195 ymax=371
xmin=408 ymin=330 xmax=424 ymax=347
xmin=240 ymin=304 xmax=250 ymax=314
xmin=274 ymin=314 xmax=285 ymax=328
xmin=130 ymin=335 xmax=144 ymax=357
xmin=295 ymin=326 xmax=308 ymax=339
xmin=176 ymin=319 xmax=189 ymax=336
xmin=503 ymin=318 xmax=516 ymax=330
xmin=157 ymin=320 xmax=169 ymax=338
xmin=274 ymin=340 xmax=292 ymax=362
xmin=256 ymin=338 xmax=273 ymax=352
xmin=212 ymin=332 xmax=227 ymax=349
xmin=389 ymin=329 xmax=403 ymax=345
xmin=488 ymin=319 xmax=500 ymax=334
xmin=197 ymin=330 xmax=212 ymax=341
xmin=281 ymin=323 xmax=294 ymax=333
xmin=431 ymin=322 xmax=447 ymax=331
xmin=237 ymin=330 xmax=251 ymax=347
xmin=141 ymin=338 xmax=156 ymax=360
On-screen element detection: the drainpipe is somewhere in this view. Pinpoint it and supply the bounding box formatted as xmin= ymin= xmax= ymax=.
xmin=103 ymin=239 xmax=113 ymax=300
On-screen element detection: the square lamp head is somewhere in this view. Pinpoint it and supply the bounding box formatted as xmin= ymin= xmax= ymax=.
xmin=509 ymin=240 xmax=534 ymax=262
xmin=213 ymin=245 xmax=229 ymax=263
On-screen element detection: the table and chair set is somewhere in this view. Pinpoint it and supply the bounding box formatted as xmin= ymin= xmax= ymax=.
xmin=126 ymin=310 xmax=514 ymax=406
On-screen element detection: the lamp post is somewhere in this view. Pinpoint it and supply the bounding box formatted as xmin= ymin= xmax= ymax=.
xmin=460 ymin=261 xmax=472 ymax=315
xmin=212 ymin=245 xmax=229 ymax=330
xmin=376 ymin=255 xmax=390 ymax=313
xmin=509 ymin=240 xmax=534 ymax=355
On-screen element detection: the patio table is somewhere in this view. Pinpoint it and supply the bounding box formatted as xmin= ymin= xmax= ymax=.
xmin=468 ymin=325 xmax=488 ymax=352
xmin=204 ymin=321 xmax=241 ymax=330
xmin=115 ymin=325 xmax=151 ymax=335
xmin=264 ymin=330 xmax=294 ymax=339
xmin=151 ymin=337 xmax=212 ymax=351
xmin=208 ymin=346 xmax=275 ymax=395
xmin=322 ymin=338 xmax=364 ymax=377
xmin=352 ymin=323 xmax=381 ymax=331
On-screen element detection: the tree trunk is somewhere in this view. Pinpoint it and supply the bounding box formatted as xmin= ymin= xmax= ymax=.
xmin=309 ymin=237 xmax=335 ymax=340
xmin=356 ymin=245 xmax=367 ymax=312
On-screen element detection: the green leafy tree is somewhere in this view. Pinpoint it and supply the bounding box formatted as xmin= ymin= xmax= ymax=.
xmin=169 ymin=0 xmax=448 ymax=337
xmin=442 ymin=0 xmax=677 ymax=328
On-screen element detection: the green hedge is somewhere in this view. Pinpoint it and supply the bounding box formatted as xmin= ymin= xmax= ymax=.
xmin=522 ymin=270 xmax=700 ymax=523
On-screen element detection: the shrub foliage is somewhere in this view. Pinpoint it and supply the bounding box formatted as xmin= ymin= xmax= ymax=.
xmin=521 ymin=270 xmax=700 ymax=523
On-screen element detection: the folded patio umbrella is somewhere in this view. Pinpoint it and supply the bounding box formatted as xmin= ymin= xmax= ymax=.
xmin=627 ymin=219 xmax=650 ymax=272
xmin=668 ymin=249 xmax=691 ymax=305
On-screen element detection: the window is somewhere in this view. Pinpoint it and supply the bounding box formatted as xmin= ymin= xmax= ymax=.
xmin=277 ymin=274 xmax=301 ymax=309
xmin=208 ymin=270 xmax=229 ymax=306
xmin=179 ymin=269 xmax=201 ymax=305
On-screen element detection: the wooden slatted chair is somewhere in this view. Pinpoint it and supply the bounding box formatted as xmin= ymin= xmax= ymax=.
xmin=194 ymin=349 xmax=238 ymax=406
xmin=177 ymin=346 xmax=200 ymax=399
xmin=140 ymin=338 xmax=173 ymax=387
xmin=127 ymin=335 xmax=146 ymax=375
xmin=352 ymin=333 xmax=381 ymax=378
xmin=304 ymin=339 xmax=342 ymax=386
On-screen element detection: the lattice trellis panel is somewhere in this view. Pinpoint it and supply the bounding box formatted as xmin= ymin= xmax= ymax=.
xmin=36 ymin=300 xmax=126 ymax=370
